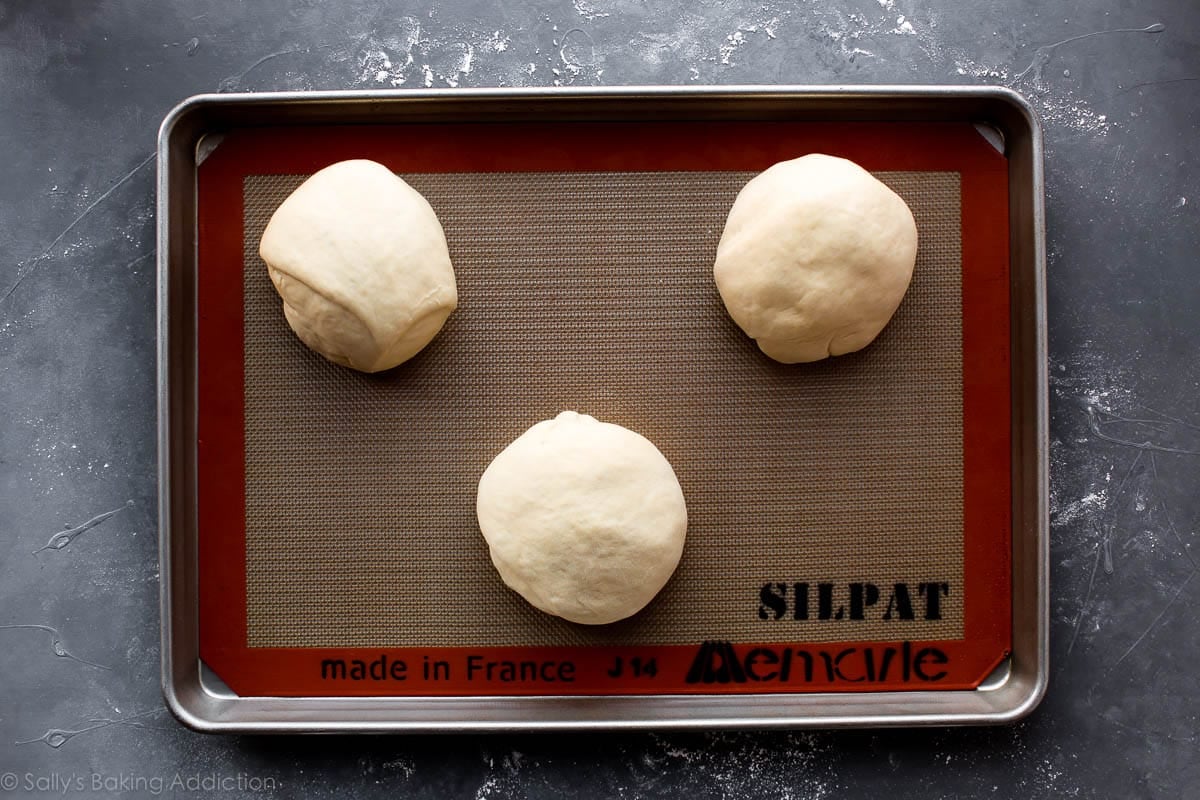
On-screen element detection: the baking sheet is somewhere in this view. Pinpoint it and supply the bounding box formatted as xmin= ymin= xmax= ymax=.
xmin=158 ymin=87 xmax=1046 ymax=729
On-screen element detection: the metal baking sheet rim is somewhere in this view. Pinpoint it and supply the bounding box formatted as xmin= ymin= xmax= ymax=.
xmin=155 ymin=85 xmax=1048 ymax=732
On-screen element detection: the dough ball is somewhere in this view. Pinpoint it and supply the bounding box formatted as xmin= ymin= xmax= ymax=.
xmin=259 ymin=159 xmax=457 ymax=373
xmin=476 ymin=411 xmax=688 ymax=625
xmin=713 ymin=153 xmax=918 ymax=363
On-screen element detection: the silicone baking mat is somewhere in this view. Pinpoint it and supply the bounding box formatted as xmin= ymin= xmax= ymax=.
xmin=196 ymin=120 xmax=1012 ymax=696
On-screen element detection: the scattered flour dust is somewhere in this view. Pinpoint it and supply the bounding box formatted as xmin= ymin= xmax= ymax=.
xmin=812 ymin=9 xmax=878 ymax=61
xmin=953 ymin=58 xmax=1009 ymax=81
xmin=0 ymin=306 xmax=37 ymax=341
xmin=382 ymin=758 xmax=415 ymax=779
xmin=350 ymin=19 xmax=489 ymax=88
xmin=572 ymin=0 xmax=610 ymax=21
xmin=719 ymin=18 xmax=782 ymax=66
xmin=1026 ymin=89 xmax=1110 ymax=134
xmin=1046 ymin=349 xmax=1144 ymax=547
xmin=805 ymin=5 xmax=1116 ymax=137
xmin=338 ymin=4 xmax=1114 ymax=137
xmin=706 ymin=8 xmax=786 ymax=67
xmin=355 ymin=16 xmax=421 ymax=86
xmin=949 ymin=48 xmax=1109 ymax=134
xmin=890 ymin=15 xmax=916 ymax=35
xmin=358 ymin=49 xmax=395 ymax=84
xmin=719 ymin=30 xmax=747 ymax=65
xmin=437 ymin=42 xmax=474 ymax=87
xmin=472 ymin=733 xmax=836 ymax=799
xmin=631 ymin=31 xmax=680 ymax=66
xmin=1052 ymin=490 xmax=1109 ymax=528
xmin=631 ymin=733 xmax=836 ymax=799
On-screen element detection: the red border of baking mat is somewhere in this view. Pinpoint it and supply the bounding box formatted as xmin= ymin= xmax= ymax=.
xmin=197 ymin=120 xmax=1011 ymax=697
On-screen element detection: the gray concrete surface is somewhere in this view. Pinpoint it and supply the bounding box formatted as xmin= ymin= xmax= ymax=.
xmin=2 ymin=0 xmax=1198 ymax=797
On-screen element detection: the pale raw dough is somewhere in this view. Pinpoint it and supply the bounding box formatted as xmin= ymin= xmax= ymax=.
xmin=476 ymin=411 xmax=688 ymax=625
xmin=713 ymin=153 xmax=918 ymax=363
xmin=259 ymin=159 xmax=457 ymax=373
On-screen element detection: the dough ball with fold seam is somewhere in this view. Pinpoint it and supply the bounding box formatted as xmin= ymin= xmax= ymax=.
xmin=476 ymin=411 xmax=688 ymax=625
xmin=259 ymin=159 xmax=458 ymax=373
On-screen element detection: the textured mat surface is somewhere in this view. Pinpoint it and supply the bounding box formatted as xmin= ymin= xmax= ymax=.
xmin=242 ymin=170 xmax=964 ymax=647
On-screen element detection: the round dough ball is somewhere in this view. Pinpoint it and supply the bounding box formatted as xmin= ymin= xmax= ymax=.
xmin=259 ymin=159 xmax=457 ymax=373
xmin=713 ymin=153 xmax=918 ymax=363
xmin=476 ymin=411 xmax=688 ymax=625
